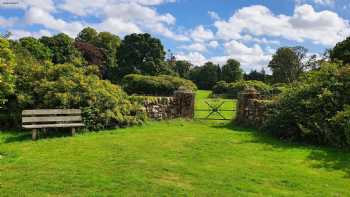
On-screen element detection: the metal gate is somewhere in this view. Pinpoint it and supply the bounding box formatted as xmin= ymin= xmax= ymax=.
xmin=195 ymin=100 xmax=235 ymax=120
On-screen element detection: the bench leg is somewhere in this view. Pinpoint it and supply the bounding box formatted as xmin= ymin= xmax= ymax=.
xmin=71 ymin=128 xmax=76 ymax=136
xmin=32 ymin=129 xmax=37 ymax=140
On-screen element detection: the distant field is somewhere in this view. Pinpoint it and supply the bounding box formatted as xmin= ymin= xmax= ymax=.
xmin=195 ymin=90 xmax=236 ymax=120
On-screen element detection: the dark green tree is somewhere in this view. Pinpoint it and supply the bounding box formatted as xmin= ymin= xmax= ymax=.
xmin=19 ymin=37 xmax=52 ymax=61
xmin=40 ymin=33 xmax=85 ymax=66
xmin=330 ymin=36 xmax=350 ymax=64
xmin=221 ymin=59 xmax=243 ymax=83
xmin=117 ymin=33 xmax=166 ymax=78
xmin=268 ymin=47 xmax=307 ymax=83
xmin=173 ymin=60 xmax=192 ymax=78
xmin=95 ymin=32 xmax=121 ymax=81
xmin=189 ymin=62 xmax=221 ymax=89
xmin=75 ymin=27 xmax=98 ymax=44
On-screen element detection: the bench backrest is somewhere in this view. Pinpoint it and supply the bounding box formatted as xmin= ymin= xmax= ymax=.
xmin=22 ymin=109 xmax=83 ymax=128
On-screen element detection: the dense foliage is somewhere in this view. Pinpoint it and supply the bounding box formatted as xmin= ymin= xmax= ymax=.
xmin=221 ymin=59 xmax=243 ymax=83
xmin=330 ymin=36 xmax=350 ymax=64
xmin=0 ymin=38 xmax=15 ymax=106
xmin=263 ymin=63 xmax=350 ymax=148
xmin=1 ymin=62 xmax=145 ymax=130
xmin=117 ymin=33 xmax=169 ymax=78
xmin=122 ymin=74 xmax=197 ymax=96
xmin=189 ymin=62 xmax=221 ymax=90
xmin=212 ymin=80 xmax=272 ymax=98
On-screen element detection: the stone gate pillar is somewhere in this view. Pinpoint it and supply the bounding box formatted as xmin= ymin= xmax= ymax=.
xmin=236 ymin=88 xmax=259 ymax=124
xmin=174 ymin=87 xmax=195 ymax=119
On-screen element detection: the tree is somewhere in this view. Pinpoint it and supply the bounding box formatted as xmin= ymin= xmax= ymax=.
xmin=19 ymin=37 xmax=52 ymax=61
xmin=173 ymin=60 xmax=192 ymax=78
xmin=117 ymin=33 xmax=166 ymax=78
xmin=245 ymin=69 xmax=267 ymax=82
xmin=75 ymin=27 xmax=98 ymax=44
xmin=189 ymin=62 xmax=221 ymax=89
xmin=0 ymin=38 xmax=15 ymax=106
xmin=268 ymin=47 xmax=306 ymax=83
xmin=221 ymin=59 xmax=243 ymax=83
xmin=330 ymin=36 xmax=350 ymax=64
xmin=74 ymin=41 xmax=105 ymax=66
xmin=95 ymin=32 xmax=121 ymax=81
xmin=40 ymin=33 xmax=85 ymax=66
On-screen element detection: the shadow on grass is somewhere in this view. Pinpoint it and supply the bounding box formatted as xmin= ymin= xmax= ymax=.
xmin=211 ymin=121 xmax=350 ymax=178
xmin=1 ymin=129 xmax=80 ymax=143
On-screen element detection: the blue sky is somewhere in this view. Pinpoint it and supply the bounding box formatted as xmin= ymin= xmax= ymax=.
xmin=1 ymin=0 xmax=350 ymax=72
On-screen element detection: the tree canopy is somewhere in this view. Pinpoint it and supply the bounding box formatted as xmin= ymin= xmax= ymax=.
xmin=221 ymin=59 xmax=243 ymax=83
xmin=117 ymin=33 xmax=166 ymax=78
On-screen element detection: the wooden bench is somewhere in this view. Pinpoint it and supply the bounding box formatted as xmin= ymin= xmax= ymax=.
xmin=22 ymin=109 xmax=85 ymax=140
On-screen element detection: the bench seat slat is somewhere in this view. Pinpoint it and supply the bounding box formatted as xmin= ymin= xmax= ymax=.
xmin=22 ymin=109 xmax=81 ymax=116
xmin=23 ymin=123 xmax=84 ymax=129
xmin=22 ymin=116 xmax=82 ymax=123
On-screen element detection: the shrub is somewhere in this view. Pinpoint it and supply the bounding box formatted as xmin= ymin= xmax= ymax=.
xmin=1 ymin=63 xmax=146 ymax=130
xmin=0 ymin=38 xmax=15 ymax=107
xmin=121 ymin=74 xmax=197 ymax=96
xmin=263 ymin=63 xmax=350 ymax=148
xmin=212 ymin=80 xmax=272 ymax=98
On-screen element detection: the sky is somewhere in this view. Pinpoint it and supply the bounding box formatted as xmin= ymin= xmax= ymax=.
xmin=1 ymin=0 xmax=350 ymax=72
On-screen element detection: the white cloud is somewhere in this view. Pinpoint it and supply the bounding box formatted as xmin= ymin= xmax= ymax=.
xmin=179 ymin=42 xmax=207 ymax=52
xmin=314 ymin=0 xmax=335 ymax=5
xmin=25 ymin=7 xmax=84 ymax=37
xmin=208 ymin=11 xmax=220 ymax=20
xmin=9 ymin=29 xmax=52 ymax=40
xmin=0 ymin=16 xmax=18 ymax=27
xmin=208 ymin=40 xmax=219 ymax=48
xmin=175 ymin=52 xmax=207 ymax=66
xmin=58 ymin=0 xmax=188 ymax=41
xmin=214 ymin=4 xmax=350 ymax=46
xmin=0 ymin=0 xmax=55 ymax=11
xmin=223 ymin=40 xmax=272 ymax=71
xmin=190 ymin=25 xmax=214 ymax=42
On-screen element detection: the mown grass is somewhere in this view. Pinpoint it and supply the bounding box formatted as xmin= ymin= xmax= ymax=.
xmin=0 ymin=90 xmax=350 ymax=196
xmin=195 ymin=90 xmax=236 ymax=120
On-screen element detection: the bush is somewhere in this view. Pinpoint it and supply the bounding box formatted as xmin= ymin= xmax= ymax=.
xmin=0 ymin=38 xmax=15 ymax=106
xmin=121 ymin=74 xmax=197 ymax=96
xmin=212 ymin=80 xmax=272 ymax=98
xmin=1 ymin=63 xmax=146 ymax=130
xmin=263 ymin=63 xmax=350 ymax=148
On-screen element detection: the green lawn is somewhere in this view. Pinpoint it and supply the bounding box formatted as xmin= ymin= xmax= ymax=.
xmin=0 ymin=91 xmax=350 ymax=196
xmin=195 ymin=90 xmax=236 ymax=120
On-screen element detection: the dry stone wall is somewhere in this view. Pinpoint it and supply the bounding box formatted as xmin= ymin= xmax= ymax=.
xmin=141 ymin=89 xmax=195 ymax=120
xmin=236 ymin=88 xmax=270 ymax=127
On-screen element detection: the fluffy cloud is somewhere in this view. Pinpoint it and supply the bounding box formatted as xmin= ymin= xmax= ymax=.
xmin=25 ymin=7 xmax=84 ymax=37
xmin=0 ymin=0 xmax=55 ymax=11
xmin=208 ymin=11 xmax=220 ymax=20
xmin=58 ymin=0 xmax=188 ymax=41
xmin=215 ymin=4 xmax=350 ymax=46
xmin=208 ymin=41 xmax=219 ymax=48
xmin=9 ymin=29 xmax=52 ymax=40
xmin=175 ymin=52 xmax=207 ymax=66
xmin=190 ymin=25 xmax=214 ymax=42
xmin=179 ymin=42 xmax=207 ymax=52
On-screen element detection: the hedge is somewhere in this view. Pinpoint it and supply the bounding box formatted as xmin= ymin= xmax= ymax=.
xmin=263 ymin=63 xmax=350 ymax=148
xmin=121 ymin=74 xmax=197 ymax=96
xmin=212 ymin=80 xmax=272 ymax=98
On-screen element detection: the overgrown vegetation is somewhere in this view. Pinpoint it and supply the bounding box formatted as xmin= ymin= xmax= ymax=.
xmin=212 ymin=80 xmax=272 ymax=98
xmin=122 ymin=74 xmax=197 ymax=96
xmin=263 ymin=63 xmax=350 ymax=148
